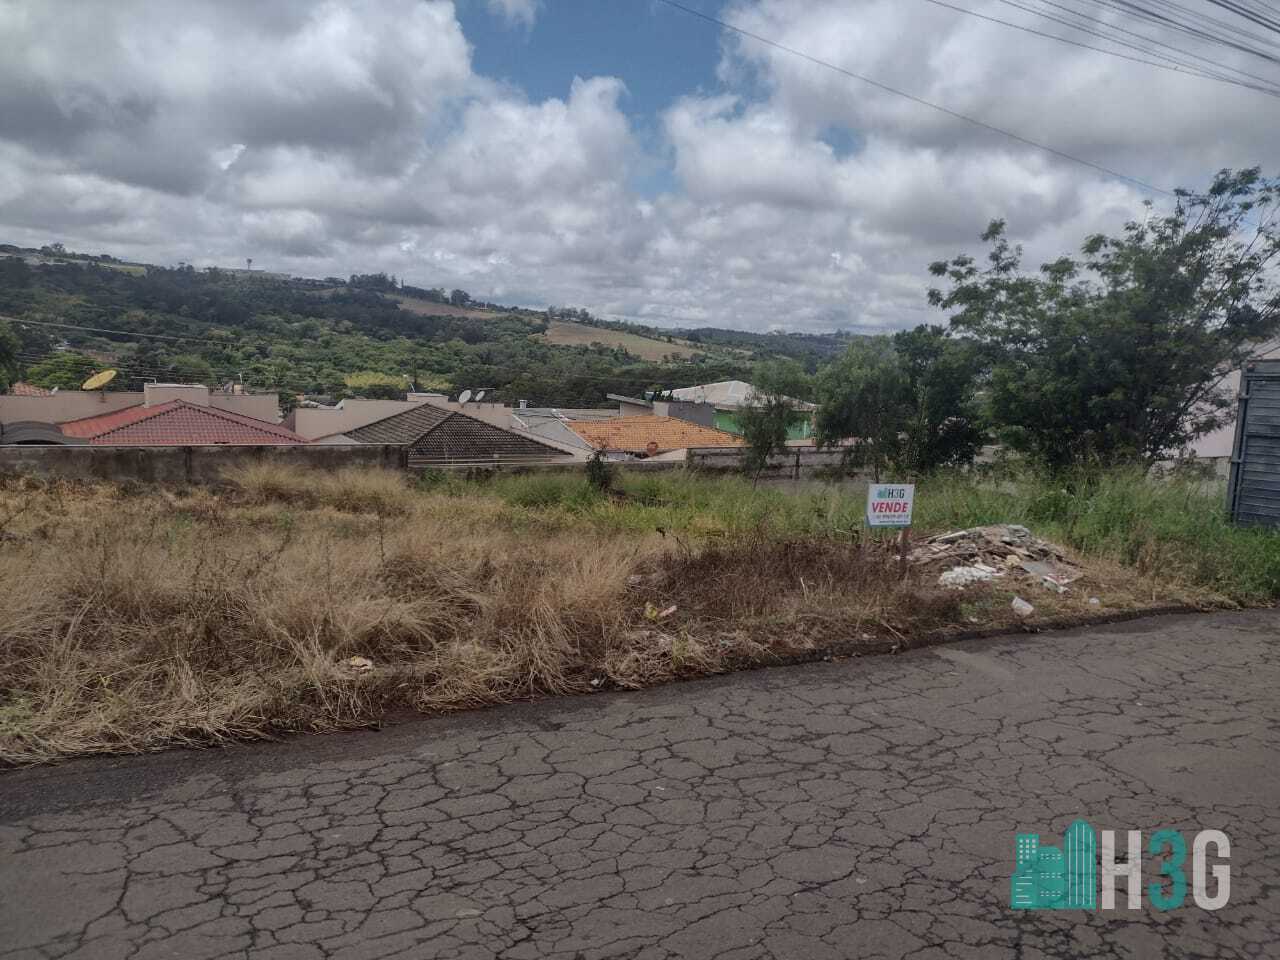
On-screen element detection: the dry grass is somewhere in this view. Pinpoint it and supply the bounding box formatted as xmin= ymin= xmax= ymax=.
xmin=390 ymin=294 xmax=500 ymax=320
xmin=539 ymin=319 xmax=703 ymax=361
xmin=0 ymin=469 xmax=967 ymax=765
xmin=0 ymin=465 xmax=1240 ymax=765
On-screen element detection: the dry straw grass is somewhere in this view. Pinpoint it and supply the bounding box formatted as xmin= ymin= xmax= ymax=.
xmin=2 ymin=464 xmax=1234 ymax=765
xmin=0 ymin=467 xmax=953 ymax=765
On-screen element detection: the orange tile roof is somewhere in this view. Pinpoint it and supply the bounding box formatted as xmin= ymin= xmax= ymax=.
xmin=60 ymin=400 xmax=304 ymax=445
xmin=567 ymin=415 xmax=745 ymax=453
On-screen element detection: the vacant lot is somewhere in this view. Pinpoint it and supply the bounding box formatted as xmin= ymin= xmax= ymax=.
xmin=540 ymin=319 xmax=704 ymax=360
xmin=0 ymin=466 xmax=1274 ymax=764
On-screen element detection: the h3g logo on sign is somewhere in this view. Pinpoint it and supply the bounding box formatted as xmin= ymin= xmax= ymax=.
xmin=1011 ymin=819 xmax=1230 ymax=911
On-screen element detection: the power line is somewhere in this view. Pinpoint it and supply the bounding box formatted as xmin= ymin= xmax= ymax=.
xmin=1010 ymin=0 xmax=1280 ymax=92
xmin=2 ymin=315 xmax=238 ymax=345
xmin=918 ymin=0 xmax=1280 ymax=95
xmin=1080 ymin=0 xmax=1280 ymax=66
xmin=652 ymin=0 xmax=1176 ymax=197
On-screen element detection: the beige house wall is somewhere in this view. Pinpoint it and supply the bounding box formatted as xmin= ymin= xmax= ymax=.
xmin=288 ymin=399 xmax=430 ymax=440
xmin=0 ymin=388 xmax=281 ymax=426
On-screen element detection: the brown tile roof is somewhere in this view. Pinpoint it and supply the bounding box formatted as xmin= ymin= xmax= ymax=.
xmin=344 ymin=403 xmax=452 ymax=444
xmin=347 ymin=404 xmax=573 ymax=463
xmin=9 ymin=382 xmax=53 ymax=397
xmin=60 ymin=400 xmax=304 ymax=445
xmin=567 ymin=415 xmax=745 ymax=453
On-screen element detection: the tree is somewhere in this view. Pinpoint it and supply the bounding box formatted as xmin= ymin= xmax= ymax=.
xmin=168 ymin=354 xmax=215 ymax=384
xmin=449 ymin=289 xmax=471 ymax=306
xmin=929 ymin=168 xmax=1280 ymax=470
xmin=23 ymin=351 xmax=98 ymax=390
xmin=342 ymin=371 xmax=406 ymax=400
xmin=814 ymin=339 xmax=909 ymax=482
xmin=738 ymin=359 xmax=808 ymax=483
xmin=0 ymin=319 xmax=18 ymax=392
xmin=892 ymin=326 xmax=986 ymax=472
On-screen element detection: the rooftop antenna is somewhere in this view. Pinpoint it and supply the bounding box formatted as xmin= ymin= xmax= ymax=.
xmin=457 ymin=388 xmax=472 ymax=406
xmin=81 ymin=368 xmax=117 ymax=403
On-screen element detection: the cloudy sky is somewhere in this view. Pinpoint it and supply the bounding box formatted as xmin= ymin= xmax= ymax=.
xmin=1 ymin=0 xmax=1276 ymax=332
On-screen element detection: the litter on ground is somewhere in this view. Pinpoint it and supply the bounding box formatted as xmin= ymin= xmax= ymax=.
xmin=912 ymin=524 xmax=1083 ymax=593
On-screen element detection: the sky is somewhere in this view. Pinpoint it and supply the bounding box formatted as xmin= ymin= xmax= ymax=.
xmin=1 ymin=0 xmax=1277 ymax=332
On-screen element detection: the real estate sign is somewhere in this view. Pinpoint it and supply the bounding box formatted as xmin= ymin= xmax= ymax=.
xmin=866 ymin=483 xmax=915 ymax=528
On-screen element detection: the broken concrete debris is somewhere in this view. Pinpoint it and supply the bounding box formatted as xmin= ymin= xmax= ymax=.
xmin=914 ymin=524 xmax=1083 ymax=594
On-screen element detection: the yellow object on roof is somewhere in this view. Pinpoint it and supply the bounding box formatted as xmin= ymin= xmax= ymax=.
xmin=567 ymin=415 xmax=745 ymax=454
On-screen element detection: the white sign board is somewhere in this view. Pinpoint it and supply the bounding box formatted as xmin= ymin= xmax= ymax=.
xmin=866 ymin=483 xmax=915 ymax=528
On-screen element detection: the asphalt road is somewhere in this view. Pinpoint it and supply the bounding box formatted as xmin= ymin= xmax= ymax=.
xmin=2 ymin=610 xmax=1278 ymax=959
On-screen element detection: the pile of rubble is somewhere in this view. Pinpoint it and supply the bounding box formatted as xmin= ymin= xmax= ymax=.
xmin=910 ymin=524 xmax=1083 ymax=595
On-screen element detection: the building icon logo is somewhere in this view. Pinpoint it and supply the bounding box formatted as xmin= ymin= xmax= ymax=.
xmin=1011 ymin=819 xmax=1097 ymax=910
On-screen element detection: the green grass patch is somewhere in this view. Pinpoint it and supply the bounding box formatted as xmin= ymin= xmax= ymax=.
xmin=471 ymin=467 xmax=1280 ymax=603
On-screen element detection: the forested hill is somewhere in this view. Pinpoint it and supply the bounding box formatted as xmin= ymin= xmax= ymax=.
xmin=0 ymin=245 xmax=859 ymax=408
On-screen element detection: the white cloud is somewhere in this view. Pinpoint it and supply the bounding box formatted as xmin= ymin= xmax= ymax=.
xmin=0 ymin=0 xmax=1274 ymax=333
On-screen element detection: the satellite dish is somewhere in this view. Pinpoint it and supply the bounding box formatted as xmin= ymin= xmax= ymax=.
xmin=81 ymin=369 xmax=117 ymax=391
xmin=457 ymin=389 xmax=472 ymax=405
xmin=475 ymin=390 xmax=486 ymax=401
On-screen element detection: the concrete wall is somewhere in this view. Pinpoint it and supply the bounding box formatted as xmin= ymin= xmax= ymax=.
xmin=287 ymin=399 xmax=427 ymax=440
xmin=686 ymin=445 xmax=849 ymax=477
xmin=652 ymin=400 xmax=716 ymax=428
xmin=0 ymin=444 xmax=405 ymax=485
xmin=0 ymin=391 xmax=140 ymax=423
xmin=418 ymin=398 xmax=513 ymax=426
xmin=0 ymin=442 xmax=855 ymax=485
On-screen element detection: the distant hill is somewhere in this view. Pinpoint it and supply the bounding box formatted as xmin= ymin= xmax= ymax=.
xmin=0 ymin=244 xmax=750 ymax=408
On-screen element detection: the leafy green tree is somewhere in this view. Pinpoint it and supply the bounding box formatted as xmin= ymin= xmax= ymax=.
xmin=814 ymin=339 xmax=909 ymax=482
xmin=24 ymin=351 xmax=98 ymax=390
xmin=0 ymin=319 xmax=19 ymax=392
xmin=738 ymin=359 xmax=809 ymax=483
xmin=892 ymin=325 xmax=986 ymax=472
xmin=342 ymin=371 xmax=406 ymax=400
xmin=168 ymin=353 xmax=216 ymax=384
xmin=929 ymin=168 xmax=1280 ymax=469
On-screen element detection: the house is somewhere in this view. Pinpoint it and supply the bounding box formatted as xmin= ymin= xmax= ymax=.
xmin=0 ymin=382 xmax=280 ymax=428
xmin=58 ymin=400 xmax=304 ymax=445
xmin=668 ymin=379 xmax=816 ymax=440
xmin=334 ymin=403 xmax=578 ymax=467
xmin=607 ymin=380 xmax=816 ymax=441
xmin=285 ymin=394 xmax=518 ymax=440
xmin=567 ymin=415 xmax=745 ymax=458
xmin=508 ymin=406 xmax=618 ymax=452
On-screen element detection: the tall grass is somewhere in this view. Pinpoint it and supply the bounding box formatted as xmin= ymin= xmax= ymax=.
xmin=915 ymin=469 xmax=1280 ymax=602
xmin=481 ymin=467 xmax=1280 ymax=602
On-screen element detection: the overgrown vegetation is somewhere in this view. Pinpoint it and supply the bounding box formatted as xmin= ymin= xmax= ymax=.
xmin=1 ymin=465 xmax=1272 ymax=765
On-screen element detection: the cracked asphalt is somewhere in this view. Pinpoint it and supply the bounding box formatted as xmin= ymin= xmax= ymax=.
xmin=2 ymin=609 xmax=1278 ymax=959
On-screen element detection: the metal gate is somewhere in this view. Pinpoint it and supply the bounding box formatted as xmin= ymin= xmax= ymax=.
xmin=1228 ymin=359 xmax=1280 ymax=526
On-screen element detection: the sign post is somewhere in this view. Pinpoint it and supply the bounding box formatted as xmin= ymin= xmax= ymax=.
xmin=866 ymin=483 xmax=915 ymax=564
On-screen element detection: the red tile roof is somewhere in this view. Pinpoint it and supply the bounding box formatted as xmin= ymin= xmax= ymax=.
xmin=9 ymin=382 xmax=53 ymax=397
xmin=59 ymin=400 xmax=304 ymax=445
xmin=567 ymin=415 xmax=745 ymax=453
